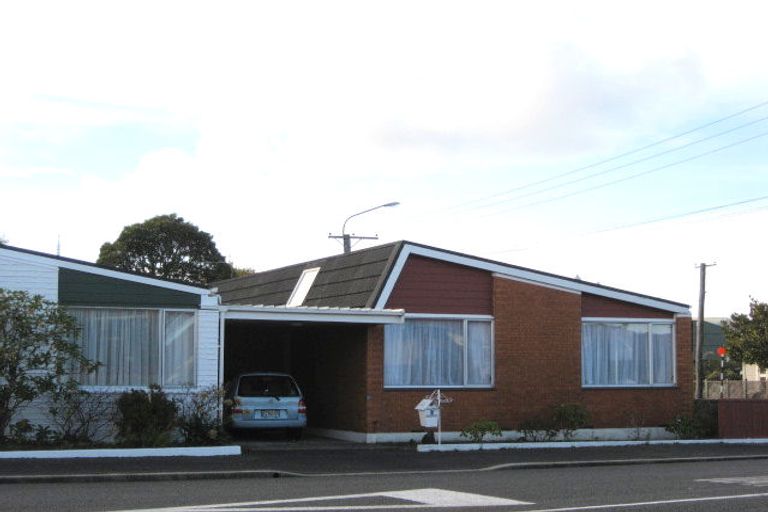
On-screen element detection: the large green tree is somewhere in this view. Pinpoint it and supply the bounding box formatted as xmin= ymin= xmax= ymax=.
xmin=0 ymin=289 xmax=96 ymax=440
xmin=722 ymin=299 xmax=768 ymax=369
xmin=97 ymin=214 xmax=232 ymax=285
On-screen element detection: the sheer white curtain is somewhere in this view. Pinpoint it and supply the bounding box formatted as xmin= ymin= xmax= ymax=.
xmin=71 ymin=308 xmax=196 ymax=387
xmin=163 ymin=312 xmax=196 ymax=386
xmin=384 ymin=319 xmax=463 ymax=386
xmin=652 ymin=324 xmax=674 ymax=384
xmin=71 ymin=309 xmax=159 ymax=386
xmin=467 ymin=321 xmax=492 ymax=385
xmin=582 ymin=322 xmax=674 ymax=386
xmin=384 ymin=318 xmax=492 ymax=387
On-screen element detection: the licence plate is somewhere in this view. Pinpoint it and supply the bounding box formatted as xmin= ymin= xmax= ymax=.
xmin=260 ymin=409 xmax=280 ymax=419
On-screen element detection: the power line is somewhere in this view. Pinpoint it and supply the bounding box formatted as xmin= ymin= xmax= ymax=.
xmin=490 ymin=193 xmax=768 ymax=255
xmin=591 ymin=194 xmax=768 ymax=235
xmin=471 ymin=114 xmax=768 ymax=211
xmin=482 ymin=130 xmax=768 ymax=217
xmin=446 ymin=99 xmax=768 ymax=211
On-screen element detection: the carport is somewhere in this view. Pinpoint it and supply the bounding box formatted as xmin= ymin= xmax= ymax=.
xmin=219 ymin=305 xmax=404 ymax=437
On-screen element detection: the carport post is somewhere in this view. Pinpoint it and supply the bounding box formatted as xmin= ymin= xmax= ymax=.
xmin=218 ymin=311 xmax=226 ymax=422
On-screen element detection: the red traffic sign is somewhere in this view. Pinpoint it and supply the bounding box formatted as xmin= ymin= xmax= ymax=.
xmin=716 ymin=346 xmax=727 ymax=358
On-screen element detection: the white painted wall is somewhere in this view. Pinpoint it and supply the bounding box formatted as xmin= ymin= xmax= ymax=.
xmin=0 ymin=251 xmax=58 ymax=300
xmin=197 ymin=309 xmax=221 ymax=388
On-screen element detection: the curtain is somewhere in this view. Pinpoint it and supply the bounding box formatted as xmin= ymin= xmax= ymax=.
xmin=582 ymin=322 xmax=674 ymax=386
xmin=467 ymin=321 xmax=492 ymax=385
xmin=70 ymin=308 xmax=196 ymax=387
xmin=71 ymin=309 xmax=159 ymax=386
xmin=163 ymin=312 xmax=196 ymax=386
xmin=384 ymin=319 xmax=492 ymax=387
xmin=652 ymin=324 xmax=674 ymax=384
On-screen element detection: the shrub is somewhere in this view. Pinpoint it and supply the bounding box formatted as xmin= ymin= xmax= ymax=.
xmin=518 ymin=415 xmax=558 ymax=442
xmin=460 ymin=420 xmax=502 ymax=443
xmin=552 ymin=403 xmax=590 ymax=441
xmin=46 ymin=380 xmax=115 ymax=445
xmin=175 ymin=386 xmax=229 ymax=446
xmin=519 ymin=403 xmax=591 ymax=442
xmin=665 ymin=415 xmax=698 ymax=439
xmin=114 ymin=385 xmax=177 ymax=447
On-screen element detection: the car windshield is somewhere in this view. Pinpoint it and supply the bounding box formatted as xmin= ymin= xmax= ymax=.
xmin=237 ymin=375 xmax=299 ymax=397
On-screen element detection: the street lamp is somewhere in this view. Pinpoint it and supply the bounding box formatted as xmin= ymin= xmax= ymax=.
xmin=330 ymin=202 xmax=400 ymax=253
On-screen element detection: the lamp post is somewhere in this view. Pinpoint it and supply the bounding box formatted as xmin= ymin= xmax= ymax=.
xmin=330 ymin=202 xmax=400 ymax=253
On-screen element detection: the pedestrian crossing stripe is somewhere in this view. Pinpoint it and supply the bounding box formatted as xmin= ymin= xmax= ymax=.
xmin=110 ymin=488 xmax=532 ymax=511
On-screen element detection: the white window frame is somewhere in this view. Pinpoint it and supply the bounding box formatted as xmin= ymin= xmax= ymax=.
xmin=68 ymin=306 xmax=198 ymax=392
xmin=384 ymin=313 xmax=495 ymax=389
xmin=581 ymin=317 xmax=676 ymax=389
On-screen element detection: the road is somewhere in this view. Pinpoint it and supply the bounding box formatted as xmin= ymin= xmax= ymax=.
xmin=3 ymin=458 xmax=768 ymax=511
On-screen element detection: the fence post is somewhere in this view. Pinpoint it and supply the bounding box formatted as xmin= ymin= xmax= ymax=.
xmin=743 ymin=379 xmax=747 ymax=399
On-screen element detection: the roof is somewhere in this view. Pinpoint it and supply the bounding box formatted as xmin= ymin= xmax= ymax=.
xmin=214 ymin=240 xmax=690 ymax=314
xmin=215 ymin=242 xmax=403 ymax=308
xmin=0 ymin=244 xmax=213 ymax=296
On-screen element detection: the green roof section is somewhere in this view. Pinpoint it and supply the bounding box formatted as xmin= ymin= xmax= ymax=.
xmin=59 ymin=268 xmax=201 ymax=308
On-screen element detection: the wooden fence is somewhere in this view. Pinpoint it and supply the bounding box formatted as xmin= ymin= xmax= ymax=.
xmin=703 ymin=380 xmax=768 ymax=400
xmin=718 ymin=399 xmax=768 ymax=438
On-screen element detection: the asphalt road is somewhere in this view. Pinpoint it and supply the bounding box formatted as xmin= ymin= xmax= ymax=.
xmin=3 ymin=457 xmax=768 ymax=511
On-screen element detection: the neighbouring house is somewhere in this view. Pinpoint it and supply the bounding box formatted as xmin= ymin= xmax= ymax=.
xmin=0 ymin=244 xmax=220 ymax=429
xmin=1 ymin=241 xmax=693 ymax=442
xmin=214 ymin=241 xmax=693 ymax=442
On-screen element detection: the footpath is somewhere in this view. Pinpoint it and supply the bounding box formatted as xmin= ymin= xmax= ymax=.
xmin=3 ymin=441 xmax=768 ymax=484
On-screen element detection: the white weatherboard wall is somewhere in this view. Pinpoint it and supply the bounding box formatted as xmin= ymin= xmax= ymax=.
xmin=197 ymin=309 xmax=221 ymax=387
xmin=0 ymin=252 xmax=58 ymax=300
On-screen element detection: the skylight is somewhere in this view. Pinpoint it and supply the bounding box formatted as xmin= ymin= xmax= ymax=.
xmin=286 ymin=267 xmax=320 ymax=307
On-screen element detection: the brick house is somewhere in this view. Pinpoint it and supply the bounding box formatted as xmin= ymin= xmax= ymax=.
xmin=215 ymin=241 xmax=693 ymax=442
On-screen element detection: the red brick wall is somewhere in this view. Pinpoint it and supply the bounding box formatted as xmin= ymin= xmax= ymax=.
xmin=385 ymin=255 xmax=492 ymax=314
xmin=365 ymin=275 xmax=694 ymax=433
xmin=582 ymin=294 xmax=674 ymax=319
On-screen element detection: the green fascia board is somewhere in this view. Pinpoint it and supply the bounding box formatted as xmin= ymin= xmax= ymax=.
xmin=59 ymin=268 xmax=200 ymax=308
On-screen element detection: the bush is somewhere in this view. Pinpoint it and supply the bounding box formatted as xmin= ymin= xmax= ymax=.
xmin=519 ymin=403 xmax=591 ymax=442
xmin=518 ymin=415 xmax=558 ymax=442
xmin=460 ymin=420 xmax=502 ymax=443
xmin=114 ymin=385 xmax=177 ymax=447
xmin=46 ymin=381 xmax=115 ymax=445
xmin=665 ymin=401 xmax=718 ymax=440
xmin=175 ymin=386 xmax=229 ymax=446
xmin=665 ymin=415 xmax=698 ymax=439
xmin=552 ymin=403 xmax=590 ymax=441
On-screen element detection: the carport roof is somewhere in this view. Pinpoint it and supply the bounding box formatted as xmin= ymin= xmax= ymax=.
xmin=221 ymin=304 xmax=404 ymax=324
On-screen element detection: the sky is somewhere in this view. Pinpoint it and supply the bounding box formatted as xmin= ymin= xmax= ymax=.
xmin=1 ymin=1 xmax=767 ymax=317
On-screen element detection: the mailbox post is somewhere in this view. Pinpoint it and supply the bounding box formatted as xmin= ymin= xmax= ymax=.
xmin=414 ymin=389 xmax=452 ymax=445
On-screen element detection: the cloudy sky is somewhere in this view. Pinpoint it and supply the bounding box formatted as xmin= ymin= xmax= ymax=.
xmin=2 ymin=1 xmax=767 ymax=316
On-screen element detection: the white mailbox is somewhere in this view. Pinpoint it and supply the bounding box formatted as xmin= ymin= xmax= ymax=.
xmin=415 ymin=398 xmax=440 ymax=428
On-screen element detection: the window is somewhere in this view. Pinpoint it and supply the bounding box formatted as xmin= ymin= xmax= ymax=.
xmin=384 ymin=317 xmax=493 ymax=388
xmin=286 ymin=267 xmax=320 ymax=306
xmin=581 ymin=320 xmax=675 ymax=387
xmin=70 ymin=308 xmax=196 ymax=388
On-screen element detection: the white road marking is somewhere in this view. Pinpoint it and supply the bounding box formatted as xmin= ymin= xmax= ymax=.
xmin=517 ymin=492 xmax=768 ymax=512
xmin=697 ymin=475 xmax=768 ymax=487
xmin=109 ymin=488 xmax=531 ymax=512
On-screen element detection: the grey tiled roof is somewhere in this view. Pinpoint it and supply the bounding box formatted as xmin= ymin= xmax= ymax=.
xmin=214 ymin=242 xmax=403 ymax=308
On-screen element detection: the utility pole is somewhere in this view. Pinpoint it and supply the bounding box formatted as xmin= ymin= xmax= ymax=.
xmin=694 ymin=262 xmax=716 ymax=399
xmin=329 ymin=202 xmax=399 ymax=254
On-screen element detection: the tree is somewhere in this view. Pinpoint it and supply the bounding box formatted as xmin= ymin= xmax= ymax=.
xmin=97 ymin=214 xmax=231 ymax=285
xmin=0 ymin=289 xmax=97 ymax=441
xmin=722 ymin=299 xmax=768 ymax=370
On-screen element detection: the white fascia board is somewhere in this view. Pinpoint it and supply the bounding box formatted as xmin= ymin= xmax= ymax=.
xmin=374 ymin=244 xmax=690 ymax=315
xmin=222 ymin=305 xmax=405 ymax=324
xmin=1 ymin=248 xmax=212 ymax=296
